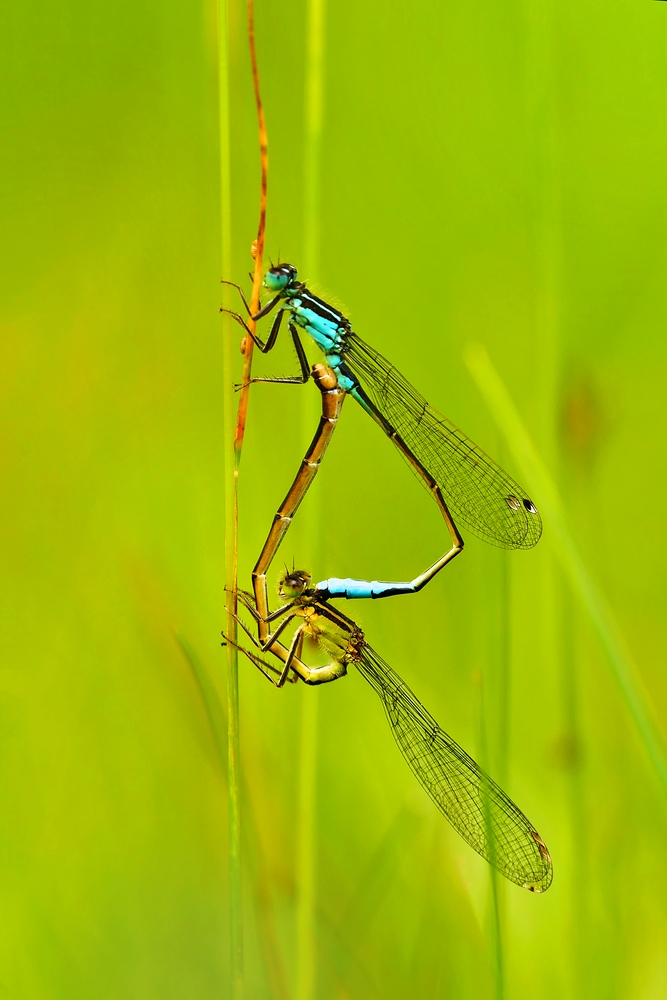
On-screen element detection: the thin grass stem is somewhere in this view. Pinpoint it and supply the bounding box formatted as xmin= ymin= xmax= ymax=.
xmin=220 ymin=2 xmax=269 ymax=995
xmin=302 ymin=0 xmax=325 ymax=279
xmin=488 ymin=865 xmax=505 ymax=1000
xmin=295 ymin=688 xmax=319 ymax=1000
xmin=497 ymin=550 xmax=511 ymax=790
xmin=237 ymin=0 xmax=269 ymax=454
xmin=217 ymin=0 xmax=242 ymax=992
xmin=295 ymin=2 xmax=326 ymax=996
xmin=476 ymin=662 xmax=505 ymax=1000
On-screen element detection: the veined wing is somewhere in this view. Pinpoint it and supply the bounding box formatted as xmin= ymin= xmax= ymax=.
xmin=354 ymin=645 xmax=552 ymax=891
xmin=346 ymin=334 xmax=541 ymax=549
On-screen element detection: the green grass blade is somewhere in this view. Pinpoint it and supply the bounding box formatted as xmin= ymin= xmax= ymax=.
xmin=464 ymin=344 xmax=667 ymax=801
xmin=475 ymin=664 xmax=505 ymax=1000
xmin=176 ymin=634 xmax=227 ymax=766
xmin=218 ymin=0 xmax=243 ymax=993
xmin=295 ymin=691 xmax=319 ymax=1000
xmin=295 ymin=2 xmax=327 ymax=998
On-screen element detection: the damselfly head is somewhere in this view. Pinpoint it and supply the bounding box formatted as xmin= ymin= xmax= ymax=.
xmin=265 ymin=263 xmax=298 ymax=293
xmin=278 ymin=569 xmax=311 ymax=600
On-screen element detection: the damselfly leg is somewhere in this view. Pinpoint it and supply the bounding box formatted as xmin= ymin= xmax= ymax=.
xmin=220 ymin=279 xmax=252 ymax=316
xmin=225 ymin=591 xmax=348 ymax=687
xmin=223 ymin=305 xmax=311 ymax=385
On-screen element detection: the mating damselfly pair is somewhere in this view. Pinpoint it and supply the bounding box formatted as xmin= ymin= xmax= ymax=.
xmin=225 ymin=263 xmax=552 ymax=892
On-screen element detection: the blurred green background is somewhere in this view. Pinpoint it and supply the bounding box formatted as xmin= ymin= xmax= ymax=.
xmin=3 ymin=0 xmax=667 ymax=995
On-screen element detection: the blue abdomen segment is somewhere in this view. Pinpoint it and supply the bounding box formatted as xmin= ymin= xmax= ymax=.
xmin=288 ymin=307 xmax=357 ymax=392
xmin=290 ymin=303 xmax=345 ymax=353
xmin=331 ymin=366 xmax=355 ymax=391
xmin=303 ymin=322 xmax=339 ymax=352
xmin=349 ymin=385 xmax=377 ymax=418
xmin=316 ymin=577 xmax=420 ymax=600
xmin=282 ymin=292 xmax=359 ymax=390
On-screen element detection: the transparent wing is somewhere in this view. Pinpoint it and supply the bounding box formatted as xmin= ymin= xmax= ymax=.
xmin=346 ymin=335 xmax=542 ymax=549
xmin=354 ymin=645 xmax=552 ymax=891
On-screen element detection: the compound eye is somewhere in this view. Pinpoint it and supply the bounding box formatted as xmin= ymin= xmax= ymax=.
xmin=505 ymin=495 xmax=521 ymax=511
xmin=265 ymin=270 xmax=288 ymax=291
xmin=523 ymin=499 xmax=538 ymax=514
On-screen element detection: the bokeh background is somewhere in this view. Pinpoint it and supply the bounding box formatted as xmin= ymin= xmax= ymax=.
xmin=3 ymin=0 xmax=667 ymax=995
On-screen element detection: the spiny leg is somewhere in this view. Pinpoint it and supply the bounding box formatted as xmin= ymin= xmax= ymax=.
xmin=226 ymin=598 xmax=318 ymax=686
xmin=226 ymin=624 xmax=344 ymax=688
xmin=223 ymin=632 xmax=297 ymax=687
xmin=276 ymin=626 xmax=305 ymax=686
xmin=221 ymin=302 xmax=285 ymax=354
xmin=220 ymin=279 xmax=251 ymax=316
xmin=227 ymin=602 xmax=301 ymax=655
xmin=251 ymin=291 xmax=283 ymax=321
xmin=279 ymin=626 xmax=350 ymax=686
xmin=220 ymin=282 xmax=283 ymax=327
xmin=237 ymin=589 xmax=299 ymax=626
xmin=239 ymin=323 xmax=310 ymax=387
